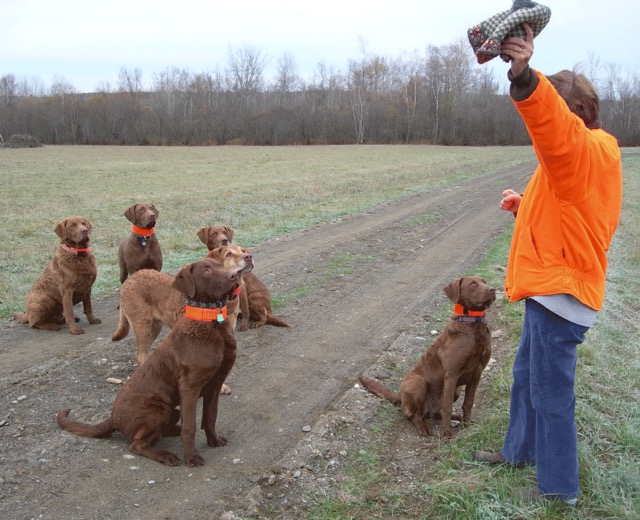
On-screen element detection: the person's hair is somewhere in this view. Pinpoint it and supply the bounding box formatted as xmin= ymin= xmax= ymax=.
xmin=547 ymin=69 xmax=600 ymax=126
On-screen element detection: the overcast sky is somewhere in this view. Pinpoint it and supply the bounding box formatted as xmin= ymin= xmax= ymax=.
xmin=3 ymin=0 xmax=639 ymax=93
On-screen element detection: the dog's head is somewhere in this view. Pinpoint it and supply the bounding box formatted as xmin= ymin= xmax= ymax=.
xmin=443 ymin=276 xmax=496 ymax=312
xmin=173 ymin=258 xmax=240 ymax=302
xmin=123 ymin=203 xmax=159 ymax=229
xmin=197 ymin=225 xmax=234 ymax=251
xmin=54 ymin=217 xmax=93 ymax=247
xmin=207 ymin=244 xmax=254 ymax=276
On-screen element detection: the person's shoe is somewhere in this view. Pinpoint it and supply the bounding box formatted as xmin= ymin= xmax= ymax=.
xmin=514 ymin=486 xmax=578 ymax=508
xmin=473 ymin=450 xmax=507 ymax=465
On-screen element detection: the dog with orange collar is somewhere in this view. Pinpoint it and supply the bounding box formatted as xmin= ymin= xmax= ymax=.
xmin=359 ymin=276 xmax=495 ymax=438
xmin=117 ymin=203 xmax=162 ymax=283
xmin=59 ymin=258 xmax=241 ymax=466
xmin=13 ymin=216 xmax=101 ymax=335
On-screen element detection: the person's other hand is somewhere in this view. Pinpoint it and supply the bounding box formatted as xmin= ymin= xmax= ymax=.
xmin=501 ymin=23 xmax=534 ymax=77
xmin=501 ymin=189 xmax=522 ymax=214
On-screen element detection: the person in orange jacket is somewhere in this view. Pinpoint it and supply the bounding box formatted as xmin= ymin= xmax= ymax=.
xmin=473 ymin=24 xmax=623 ymax=508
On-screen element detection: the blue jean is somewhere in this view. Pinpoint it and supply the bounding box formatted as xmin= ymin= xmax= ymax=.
xmin=500 ymin=299 xmax=588 ymax=500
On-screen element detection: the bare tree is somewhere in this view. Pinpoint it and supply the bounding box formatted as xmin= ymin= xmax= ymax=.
xmin=226 ymin=45 xmax=268 ymax=92
xmin=274 ymin=52 xmax=300 ymax=103
xmin=118 ymin=67 xmax=143 ymax=96
xmin=0 ymin=74 xmax=17 ymax=107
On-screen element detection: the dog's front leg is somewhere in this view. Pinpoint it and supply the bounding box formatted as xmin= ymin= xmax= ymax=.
xmin=62 ymin=288 xmax=84 ymax=334
xmin=200 ymin=379 xmax=227 ymax=447
xmin=179 ymin=386 xmax=205 ymax=466
xmin=439 ymin=373 xmax=459 ymax=438
xmin=460 ymin=376 xmax=481 ymax=424
xmin=237 ymin=289 xmax=250 ymax=332
xmin=82 ymin=291 xmax=101 ymax=325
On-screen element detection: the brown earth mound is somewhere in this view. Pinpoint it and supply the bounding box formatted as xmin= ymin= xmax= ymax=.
xmin=2 ymin=134 xmax=43 ymax=148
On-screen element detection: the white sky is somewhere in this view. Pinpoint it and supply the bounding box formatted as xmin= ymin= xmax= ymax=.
xmin=2 ymin=0 xmax=639 ymax=93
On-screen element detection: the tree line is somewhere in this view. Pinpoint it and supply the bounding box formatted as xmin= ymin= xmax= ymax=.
xmin=1 ymin=41 xmax=638 ymax=147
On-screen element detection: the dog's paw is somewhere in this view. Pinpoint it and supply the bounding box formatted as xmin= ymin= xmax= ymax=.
xmin=221 ymin=384 xmax=232 ymax=395
xmin=88 ymin=317 xmax=102 ymax=325
xmin=207 ymin=433 xmax=228 ymax=447
xmin=186 ymin=454 xmax=205 ymax=467
xmin=69 ymin=327 xmax=85 ymax=335
xmin=439 ymin=428 xmax=454 ymax=439
xmin=158 ymin=451 xmax=181 ymax=466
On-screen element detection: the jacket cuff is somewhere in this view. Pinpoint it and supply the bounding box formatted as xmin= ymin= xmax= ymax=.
xmin=508 ymin=66 xmax=539 ymax=102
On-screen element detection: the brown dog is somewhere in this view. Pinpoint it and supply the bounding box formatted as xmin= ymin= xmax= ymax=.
xmin=13 ymin=217 xmax=101 ymax=335
xmin=240 ymin=272 xmax=291 ymax=331
xmin=206 ymin=245 xmax=254 ymax=330
xmin=118 ymin=203 xmax=162 ymax=283
xmin=197 ymin=225 xmax=234 ymax=251
xmin=112 ymin=245 xmax=253 ymax=366
xmin=359 ymin=276 xmax=495 ymax=438
xmin=58 ymin=258 xmax=240 ymax=466
xmin=197 ymin=225 xmax=290 ymax=331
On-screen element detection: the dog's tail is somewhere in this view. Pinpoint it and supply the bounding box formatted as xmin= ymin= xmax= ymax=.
xmin=13 ymin=312 xmax=28 ymax=324
xmin=358 ymin=376 xmax=401 ymax=405
xmin=266 ymin=314 xmax=291 ymax=328
xmin=57 ymin=409 xmax=116 ymax=438
xmin=111 ymin=306 xmax=130 ymax=341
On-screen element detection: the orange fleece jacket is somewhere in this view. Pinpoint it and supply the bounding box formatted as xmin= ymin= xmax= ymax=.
xmin=504 ymin=71 xmax=623 ymax=310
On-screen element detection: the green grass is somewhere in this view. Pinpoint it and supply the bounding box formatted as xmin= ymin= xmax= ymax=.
xmin=0 ymin=144 xmax=535 ymax=318
xmin=306 ymin=153 xmax=640 ymax=519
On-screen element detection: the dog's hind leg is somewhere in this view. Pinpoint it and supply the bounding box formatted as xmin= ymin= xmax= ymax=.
xmin=129 ymin=435 xmax=181 ymax=466
xmin=134 ymin=319 xmax=163 ymax=366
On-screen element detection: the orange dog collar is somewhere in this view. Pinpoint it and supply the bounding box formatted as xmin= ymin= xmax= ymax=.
xmin=61 ymin=244 xmax=90 ymax=256
xmin=228 ymin=286 xmax=242 ymax=301
xmin=184 ymin=304 xmax=228 ymax=323
xmin=453 ymin=303 xmax=485 ymax=317
xmin=453 ymin=303 xmax=486 ymax=323
xmin=132 ymin=224 xmax=155 ymax=237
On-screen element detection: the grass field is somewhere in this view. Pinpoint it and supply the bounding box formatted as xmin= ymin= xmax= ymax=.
xmin=0 ymin=144 xmax=535 ymax=318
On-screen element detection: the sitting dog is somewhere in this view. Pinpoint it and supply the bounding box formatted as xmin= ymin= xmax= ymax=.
xmin=239 ymin=272 xmax=291 ymax=331
xmin=13 ymin=217 xmax=101 ymax=335
xmin=118 ymin=203 xmax=162 ymax=283
xmin=359 ymin=276 xmax=495 ymax=438
xmin=198 ymin=224 xmax=290 ymax=331
xmin=58 ymin=258 xmax=240 ymax=467
xmin=207 ymin=245 xmax=254 ymax=330
xmin=197 ymin=225 xmax=234 ymax=252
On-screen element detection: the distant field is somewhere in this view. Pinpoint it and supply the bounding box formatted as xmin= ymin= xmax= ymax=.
xmin=1 ymin=144 xmax=537 ymax=317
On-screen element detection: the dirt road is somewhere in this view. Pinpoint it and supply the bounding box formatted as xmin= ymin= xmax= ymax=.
xmin=0 ymin=163 xmax=532 ymax=519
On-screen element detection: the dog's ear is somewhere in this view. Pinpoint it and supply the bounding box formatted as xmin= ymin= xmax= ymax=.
xmin=443 ymin=278 xmax=463 ymax=303
xmin=207 ymin=246 xmax=224 ymax=263
xmin=223 ymin=226 xmax=234 ymax=243
xmin=123 ymin=204 xmax=137 ymax=223
xmin=151 ymin=204 xmax=159 ymax=218
xmin=173 ymin=264 xmax=196 ymax=298
xmin=196 ymin=227 xmax=208 ymax=245
xmin=54 ymin=219 xmax=68 ymax=238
